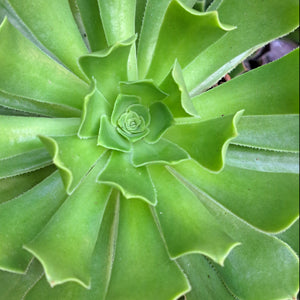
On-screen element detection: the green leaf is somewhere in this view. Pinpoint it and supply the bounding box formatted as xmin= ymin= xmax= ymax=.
xmin=40 ymin=135 xmax=105 ymax=194
xmin=0 ymin=259 xmax=44 ymax=300
xmin=233 ymin=115 xmax=299 ymax=152
xmin=24 ymin=156 xmax=112 ymax=289
xmin=0 ymin=116 xmax=80 ymax=160
xmin=0 ymin=171 xmax=67 ymax=273
xmin=0 ymin=166 xmax=56 ymax=205
xmin=97 ymin=0 xmax=136 ymax=45
xmin=79 ymin=35 xmax=136 ymax=103
xmin=150 ymin=165 xmax=239 ymax=264
xmin=71 ymin=0 xmax=107 ymax=51
xmin=160 ymin=60 xmax=198 ymax=118
xmin=7 ymin=0 xmax=89 ymax=80
xmin=78 ymin=82 xmax=112 ymax=138
xmin=24 ymin=189 xmax=119 ymax=300
xmin=226 ymin=144 xmax=299 ymax=174
xmin=98 ymin=115 xmax=131 ymax=152
xmin=185 ymin=0 xmax=300 ymax=94
xmin=178 ymin=254 xmax=236 ymax=300
xmin=0 ymin=90 xmax=81 ymax=118
xmin=172 ymin=160 xmax=299 ymax=233
xmin=145 ymin=0 xmax=234 ymax=83
xmin=104 ymin=195 xmax=190 ymax=300
xmin=119 ymin=80 xmax=167 ymax=107
xmin=132 ymin=139 xmax=189 ymax=167
xmin=0 ymin=19 xmax=89 ymax=110
xmin=192 ymin=49 xmax=299 ymax=119
xmin=98 ymin=151 xmax=157 ymax=205
xmin=164 ymin=111 xmax=243 ymax=172
xmin=0 ymin=148 xmax=52 ymax=179
xmin=145 ymin=102 xmax=174 ymax=143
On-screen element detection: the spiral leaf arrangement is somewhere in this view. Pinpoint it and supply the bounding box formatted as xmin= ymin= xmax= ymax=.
xmin=0 ymin=0 xmax=299 ymax=299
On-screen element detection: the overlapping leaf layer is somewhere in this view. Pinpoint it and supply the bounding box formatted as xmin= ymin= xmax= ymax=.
xmin=0 ymin=0 xmax=299 ymax=299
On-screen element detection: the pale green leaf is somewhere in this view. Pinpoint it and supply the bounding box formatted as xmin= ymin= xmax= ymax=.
xmin=192 ymin=49 xmax=299 ymax=119
xmin=0 ymin=171 xmax=66 ymax=273
xmin=7 ymin=0 xmax=89 ymax=80
xmin=24 ymin=156 xmax=111 ymax=289
xmin=98 ymin=151 xmax=157 ymax=205
xmin=164 ymin=111 xmax=243 ymax=172
xmin=0 ymin=116 xmax=80 ymax=160
xmin=0 ymin=19 xmax=89 ymax=110
xmin=39 ymin=135 xmax=105 ymax=194
xmin=150 ymin=165 xmax=239 ymax=264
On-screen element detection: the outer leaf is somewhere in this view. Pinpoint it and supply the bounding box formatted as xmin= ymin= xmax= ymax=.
xmin=145 ymin=0 xmax=234 ymax=83
xmin=132 ymin=139 xmax=189 ymax=167
xmin=164 ymin=111 xmax=243 ymax=172
xmin=79 ymin=36 xmax=136 ymax=103
xmin=226 ymin=144 xmax=299 ymax=174
xmin=105 ymin=195 xmax=190 ymax=300
xmin=173 ymin=160 xmax=299 ymax=233
xmin=0 ymin=19 xmax=89 ymax=110
xmin=24 ymin=155 xmax=111 ymax=289
xmin=24 ymin=189 xmax=120 ymax=300
xmin=191 ymin=49 xmax=299 ymax=118
xmin=232 ymin=115 xmax=299 ymax=152
xmin=7 ymin=0 xmax=89 ymax=79
xmin=171 ymin=167 xmax=299 ymax=300
xmin=185 ymin=0 xmax=300 ymax=95
xmin=98 ymin=151 xmax=157 ymax=205
xmin=39 ymin=135 xmax=105 ymax=194
xmin=150 ymin=165 xmax=239 ymax=264
xmin=0 ymin=166 xmax=56 ymax=205
xmin=178 ymin=254 xmax=236 ymax=300
xmin=0 ymin=171 xmax=66 ymax=273
xmin=0 ymin=116 xmax=80 ymax=160
xmin=0 ymin=148 xmax=52 ymax=179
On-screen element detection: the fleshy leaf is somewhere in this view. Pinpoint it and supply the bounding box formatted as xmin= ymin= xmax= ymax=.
xmin=145 ymin=102 xmax=174 ymax=143
xmin=98 ymin=115 xmax=131 ymax=152
xmin=185 ymin=0 xmax=300 ymax=94
xmin=98 ymin=151 xmax=157 ymax=205
xmin=178 ymin=255 xmax=236 ymax=300
xmin=104 ymin=195 xmax=190 ymax=300
xmin=0 ymin=148 xmax=52 ymax=179
xmin=226 ymin=144 xmax=299 ymax=174
xmin=39 ymin=135 xmax=105 ymax=194
xmin=145 ymin=0 xmax=234 ymax=83
xmin=7 ymin=0 xmax=89 ymax=80
xmin=0 ymin=166 xmax=56 ymax=205
xmin=70 ymin=0 xmax=107 ymax=51
xmin=0 ymin=116 xmax=80 ymax=160
xmin=132 ymin=139 xmax=189 ymax=167
xmin=0 ymin=171 xmax=66 ymax=273
xmin=119 ymin=80 xmax=167 ymax=106
xmin=150 ymin=165 xmax=239 ymax=264
xmin=160 ymin=60 xmax=198 ymax=117
xmin=111 ymin=94 xmax=140 ymax=126
xmin=78 ymin=82 xmax=112 ymax=138
xmin=0 ymin=19 xmax=89 ymax=110
xmin=173 ymin=160 xmax=299 ymax=233
xmin=192 ymin=49 xmax=299 ymax=118
xmin=79 ymin=35 xmax=136 ymax=103
xmin=164 ymin=111 xmax=243 ymax=172
xmin=232 ymin=115 xmax=299 ymax=152
xmin=24 ymin=155 xmax=111 ymax=289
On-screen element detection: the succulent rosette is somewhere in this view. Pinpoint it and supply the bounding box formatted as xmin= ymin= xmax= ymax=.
xmin=0 ymin=0 xmax=299 ymax=299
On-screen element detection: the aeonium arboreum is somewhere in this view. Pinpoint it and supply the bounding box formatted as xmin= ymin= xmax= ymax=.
xmin=0 ymin=0 xmax=299 ymax=299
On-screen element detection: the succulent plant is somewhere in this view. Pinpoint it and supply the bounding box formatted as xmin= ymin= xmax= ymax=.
xmin=0 ymin=0 xmax=299 ymax=299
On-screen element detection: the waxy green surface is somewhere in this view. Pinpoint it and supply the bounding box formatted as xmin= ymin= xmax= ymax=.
xmin=0 ymin=0 xmax=299 ymax=299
